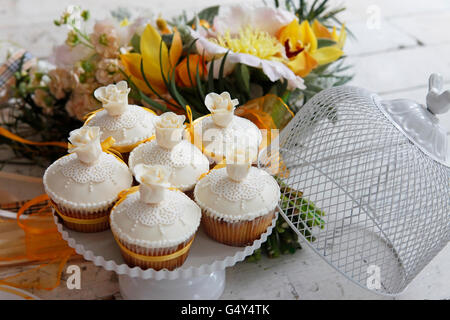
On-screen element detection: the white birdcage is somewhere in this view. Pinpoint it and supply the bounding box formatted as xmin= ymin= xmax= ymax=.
xmin=259 ymin=74 xmax=450 ymax=295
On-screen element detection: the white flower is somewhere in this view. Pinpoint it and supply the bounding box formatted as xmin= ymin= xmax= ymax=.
xmin=155 ymin=112 xmax=186 ymax=149
xmin=213 ymin=4 xmax=296 ymax=37
xmin=226 ymin=148 xmax=253 ymax=182
xmin=135 ymin=164 xmax=171 ymax=204
xmin=156 ymin=112 xmax=186 ymax=129
xmin=135 ymin=164 xmax=171 ymax=187
xmin=94 ymin=81 xmax=130 ymax=116
xmin=58 ymin=5 xmax=83 ymax=30
xmin=191 ymin=4 xmax=305 ymax=90
xmin=68 ymin=126 xmax=103 ymax=164
xmin=226 ymin=147 xmax=255 ymax=164
xmin=205 ymin=92 xmax=239 ymax=127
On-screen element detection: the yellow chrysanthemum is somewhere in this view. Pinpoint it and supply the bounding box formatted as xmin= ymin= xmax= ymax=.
xmin=212 ymin=27 xmax=283 ymax=61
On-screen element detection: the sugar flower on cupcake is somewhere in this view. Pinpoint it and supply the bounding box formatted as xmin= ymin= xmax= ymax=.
xmin=93 ymin=80 xmax=130 ymax=116
xmin=44 ymin=125 xmax=133 ymax=233
xmin=155 ymin=112 xmax=186 ymax=149
xmin=86 ymin=81 xmax=157 ymax=154
xmin=129 ymin=112 xmax=209 ymax=193
xmin=205 ymin=92 xmax=239 ymax=127
xmin=135 ymin=164 xmax=171 ymax=204
xmin=68 ymin=126 xmax=103 ymax=164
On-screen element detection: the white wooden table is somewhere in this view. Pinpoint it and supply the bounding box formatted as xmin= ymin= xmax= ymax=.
xmin=0 ymin=0 xmax=449 ymax=300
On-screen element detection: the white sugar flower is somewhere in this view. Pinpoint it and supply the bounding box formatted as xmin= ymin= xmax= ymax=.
xmin=226 ymin=148 xmax=254 ymax=182
xmin=135 ymin=164 xmax=171 ymax=203
xmin=205 ymin=92 xmax=239 ymax=127
xmin=226 ymin=148 xmax=255 ymax=164
xmin=155 ymin=112 xmax=186 ymax=149
xmin=94 ymin=81 xmax=130 ymax=116
xmin=68 ymin=126 xmax=103 ymax=164
xmin=156 ymin=112 xmax=186 ymax=129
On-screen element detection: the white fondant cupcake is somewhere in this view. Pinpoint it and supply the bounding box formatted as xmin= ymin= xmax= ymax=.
xmin=194 ymin=149 xmax=280 ymax=246
xmin=43 ymin=126 xmax=133 ymax=232
xmin=85 ymin=81 xmax=157 ymax=156
xmin=110 ymin=164 xmax=201 ymax=270
xmin=129 ymin=112 xmax=209 ymax=195
xmin=192 ymin=92 xmax=262 ymax=164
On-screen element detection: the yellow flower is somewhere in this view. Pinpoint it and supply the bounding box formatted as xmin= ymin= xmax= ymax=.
xmin=120 ymin=24 xmax=182 ymax=94
xmin=277 ymin=19 xmax=344 ymax=77
xmin=212 ymin=27 xmax=283 ymax=61
xmin=312 ymin=19 xmax=346 ymax=49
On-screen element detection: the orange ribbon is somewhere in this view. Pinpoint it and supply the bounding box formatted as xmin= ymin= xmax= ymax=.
xmin=0 ymin=127 xmax=67 ymax=148
xmin=0 ymin=194 xmax=75 ymax=290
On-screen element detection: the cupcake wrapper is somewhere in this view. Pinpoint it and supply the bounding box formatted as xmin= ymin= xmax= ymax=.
xmin=115 ymin=235 xmax=194 ymax=271
xmin=202 ymin=209 xmax=276 ymax=247
xmin=53 ymin=201 xmax=112 ymax=233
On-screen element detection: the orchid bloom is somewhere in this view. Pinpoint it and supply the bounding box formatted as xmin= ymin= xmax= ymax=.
xmin=312 ymin=20 xmax=347 ymax=49
xmin=277 ymin=19 xmax=345 ymax=77
xmin=120 ymin=24 xmax=182 ymax=94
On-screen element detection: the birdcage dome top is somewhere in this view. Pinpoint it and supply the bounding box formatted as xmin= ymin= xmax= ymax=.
xmin=259 ymin=76 xmax=449 ymax=295
xmin=376 ymin=97 xmax=449 ymax=167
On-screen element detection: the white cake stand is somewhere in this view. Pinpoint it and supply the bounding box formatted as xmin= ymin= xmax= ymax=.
xmin=54 ymin=213 xmax=277 ymax=300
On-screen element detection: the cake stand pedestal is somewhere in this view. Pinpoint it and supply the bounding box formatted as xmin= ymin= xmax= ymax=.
xmin=54 ymin=213 xmax=277 ymax=300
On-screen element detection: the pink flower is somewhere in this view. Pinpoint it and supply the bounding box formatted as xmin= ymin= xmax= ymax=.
xmin=65 ymin=82 xmax=101 ymax=120
xmin=48 ymin=68 xmax=73 ymax=99
xmin=50 ymin=44 xmax=93 ymax=69
xmin=32 ymin=89 xmax=53 ymax=115
xmin=95 ymin=58 xmax=124 ymax=85
xmin=90 ymin=20 xmax=120 ymax=59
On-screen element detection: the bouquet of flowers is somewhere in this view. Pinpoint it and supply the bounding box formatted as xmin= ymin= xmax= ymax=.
xmin=0 ymin=0 xmax=352 ymax=259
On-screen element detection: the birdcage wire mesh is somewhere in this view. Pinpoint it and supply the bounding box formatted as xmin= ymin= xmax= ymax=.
xmin=259 ymin=86 xmax=450 ymax=295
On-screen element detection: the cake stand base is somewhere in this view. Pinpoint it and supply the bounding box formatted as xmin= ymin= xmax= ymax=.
xmin=119 ymin=270 xmax=226 ymax=300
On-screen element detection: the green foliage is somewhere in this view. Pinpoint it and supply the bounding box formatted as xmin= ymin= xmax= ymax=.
xmin=276 ymin=0 xmax=353 ymax=37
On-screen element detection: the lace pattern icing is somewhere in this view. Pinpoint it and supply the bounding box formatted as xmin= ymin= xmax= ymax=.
xmin=207 ymin=168 xmax=271 ymax=202
xmin=57 ymin=153 xmax=118 ymax=184
xmin=197 ymin=116 xmax=261 ymax=148
xmin=132 ymin=140 xmax=206 ymax=169
xmin=118 ymin=191 xmax=186 ymax=227
xmin=88 ymin=105 xmax=154 ymax=132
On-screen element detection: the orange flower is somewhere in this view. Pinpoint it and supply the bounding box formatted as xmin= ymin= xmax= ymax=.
xmin=175 ymin=54 xmax=207 ymax=87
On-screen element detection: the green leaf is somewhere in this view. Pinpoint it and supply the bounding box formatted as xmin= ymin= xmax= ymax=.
xmin=139 ymin=92 xmax=168 ymax=113
xmin=185 ymin=39 xmax=199 ymax=89
xmin=139 ymin=58 xmax=179 ymax=109
xmin=207 ymin=58 xmax=215 ymax=93
xmin=130 ymin=34 xmax=141 ymax=53
xmin=169 ymin=71 xmax=187 ymax=109
xmin=234 ymin=64 xmax=250 ymax=97
xmin=317 ymin=38 xmax=337 ymax=49
xmin=192 ymin=5 xmax=219 ymax=25
xmin=218 ymin=51 xmax=229 ymax=92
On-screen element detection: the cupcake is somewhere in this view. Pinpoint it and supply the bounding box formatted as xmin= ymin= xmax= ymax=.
xmin=110 ymin=164 xmax=201 ymax=270
xmin=129 ymin=112 xmax=209 ymax=197
xmin=194 ymin=149 xmax=280 ymax=246
xmin=192 ymin=92 xmax=262 ymax=165
xmin=84 ymin=81 xmax=157 ymax=159
xmin=43 ymin=126 xmax=133 ymax=232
